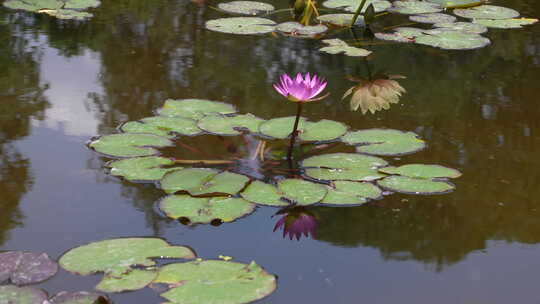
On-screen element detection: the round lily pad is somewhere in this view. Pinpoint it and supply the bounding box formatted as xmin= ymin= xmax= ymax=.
xmin=377 ymin=175 xmax=455 ymax=194
xmin=342 ymin=129 xmax=426 ymax=156
xmin=473 ymin=18 xmax=538 ymax=29
xmin=106 ymin=156 xmax=180 ymax=182
xmin=3 ymin=0 xmax=99 ymax=19
xmin=317 ymin=14 xmax=365 ymax=26
xmin=96 ymin=269 xmax=157 ymax=293
xmin=38 ymin=9 xmax=93 ymax=19
xmin=304 ymin=167 xmax=387 ymax=182
xmin=302 ymin=152 xmax=388 ymax=169
xmin=322 ymin=0 xmax=391 ymax=13
xmin=319 ymin=39 xmax=372 ymax=57
xmin=276 ymin=22 xmax=328 ymax=36
xmin=158 ymin=195 xmax=256 ymax=224
xmin=278 ymin=179 xmax=327 ymax=205
xmin=155 ymin=260 xmax=276 ymax=304
xmin=205 ymin=17 xmax=276 ymax=35
xmin=300 ymin=120 xmax=348 ymax=142
xmin=197 ymin=114 xmax=264 ymax=136
xmin=240 ymin=181 xmax=289 ymax=206
xmin=158 ymin=99 xmax=237 ymax=120
xmin=409 ymin=13 xmax=456 ymax=24
xmin=50 ymin=291 xmax=109 ymax=304
xmin=160 ymin=169 xmax=250 ymax=196
xmin=395 ymin=27 xmax=426 ymax=36
xmin=258 ymin=116 xmax=306 ymax=139
xmin=433 ymin=21 xmax=487 ymax=34
xmin=454 ymin=5 xmax=519 ymax=20
xmin=0 ymin=251 xmax=58 ymax=285
xmin=321 ymin=181 xmax=382 ymax=205
xmin=375 ymin=32 xmax=416 ymax=43
xmin=415 ymin=29 xmax=491 ymax=50
xmin=120 ymin=116 xmax=202 ymax=138
xmin=379 ymin=164 xmax=462 ymax=179
xmin=89 ymin=133 xmax=173 ymax=158
xmin=426 ymin=0 xmax=482 ymax=9
xmin=387 ymin=1 xmax=443 ymax=15
xmin=217 ymin=1 xmax=274 ymax=15
xmin=0 ymin=285 xmax=48 ymax=304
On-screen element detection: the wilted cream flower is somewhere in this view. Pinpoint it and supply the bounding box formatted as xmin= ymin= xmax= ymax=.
xmin=342 ymin=75 xmax=406 ymax=114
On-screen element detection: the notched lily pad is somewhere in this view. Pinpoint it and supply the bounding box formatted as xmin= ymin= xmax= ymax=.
xmin=276 ymin=22 xmax=328 ymax=37
xmin=409 ymin=13 xmax=456 ymax=24
xmin=50 ymin=291 xmax=110 ymax=304
xmin=96 ymin=269 xmax=157 ymax=293
xmin=387 ymin=1 xmax=443 ymax=15
xmin=320 ymin=39 xmax=372 ymax=57
xmin=155 ymin=260 xmax=276 ymax=304
xmin=377 ymin=175 xmax=455 ymax=194
xmin=0 ymin=251 xmax=58 ymax=285
xmin=106 ymin=156 xmax=180 ymax=182
xmin=205 ymin=17 xmax=276 ymax=35
xmin=278 ymin=179 xmax=328 ymax=205
xmin=317 ymin=14 xmax=365 ymax=26
xmin=342 ymin=129 xmax=426 ymax=156
xmin=160 ymin=169 xmax=250 ymax=196
xmin=258 ymin=116 xmax=306 ymax=139
xmin=159 ymin=195 xmax=256 ymax=224
xmin=322 ymin=181 xmax=382 ymax=205
xmin=433 ymin=21 xmax=487 ymax=34
xmin=3 ymin=0 xmax=99 ymax=19
xmin=217 ymin=1 xmax=274 ymax=15
xmin=473 ymin=18 xmax=538 ymax=29
xmin=197 ymin=113 xmax=264 ymax=136
xmin=120 ymin=116 xmax=202 ymax=138
xmin=158 ymin=99 xmax=237 ymax=119
xmin=0 ymin=285 xmax=48 ymax=304
xmin=259 ymin=117 xmax=348 ymax=141
xmin=322 ymin=0 xmax=391 ymax=13
xmin=379 ymin=164 xmax=462 ymax=179
xmin=415 ymin=29 xmax=490 ymax=50
xmin=453 ymin=5 xmax=519 ymax=20
xmin=89 ymin=133 xmax=173 ymax=158
xmin=240 ymin=181 xmax=288 ymax=206
xmin=302 ymin=152 xmax=388 ymax=181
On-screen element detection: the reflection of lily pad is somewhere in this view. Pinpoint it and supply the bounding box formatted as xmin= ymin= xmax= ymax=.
xmin=120 ymin=116 xmax=202 ymax=138
xmin=322 ymin=181 xmax=382 ymax=205
xmin=96 ymin=269 xmax=157 ymax=293
xmin=160 ymin=169 xmax=250 ymax=196
xmin=379 ymin=164 xmax=462 ymax=179
xmin=159 ymin=195 xmax=256 ymax=224
xmin=205 ymin=17 xmax=276 ymax=35
xmin=197 ymin=114 xmax=264 ymax=136
xmin=50 ymin=291 xmax=109 ymax=304
xmin=278 ymin=179 xmax=327 ymax=205
xmin=3 ymin=0 xmax=100 ymax=19
xmin=0 ymin=251 xmax=58 ymax=285
xmin=454 ymin=5 xmax=519 ymax=20
xmin=0 ymin=285 xmax=48 ymax=304
xmin=89 ymin=133 xmax=173 ymax=158
xmin=387 ymin=1 xmax=443 ymax=15
xmin=409 ymin=13 xmax=456 ymax=24
xmin=155 ymin=260 xmax=276 ymax=304
xmin=158 ymin=99 xmax=237 ymax=120
xmin=426 ymin=0 xmax=482 ymax=9
xmin=322 ymin=0 xmax=391 ymax=13
xmin=319 ymin=39 xmax=372 ymax=57
xmin=415 ymin=29 xmax=490 ymax=50
xmin=342 ymin=129 xmax=426 ymax=156
xmin=240 ymin=181 xmax=288 ymax=206
xmin=317 ymin=14 xmax=365 ymax=26
xmin=217 ymin=1 xmax=274 ymax=15
xmin=377 ymin=175 xmax=455 ymax=194
xmin=473 ymin=18 xmax=538 ymax=29
xmin=433 ymin=21 xmax=487 ymax=34
xmin=276 ymin=22 xmax=328 ymax=36
xmin=106 ymin=156 xmax=180 ymax=182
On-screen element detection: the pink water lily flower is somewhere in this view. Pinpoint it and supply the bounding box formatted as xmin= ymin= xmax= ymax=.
xmin=273 ymin=73 xmax=328 ymax=102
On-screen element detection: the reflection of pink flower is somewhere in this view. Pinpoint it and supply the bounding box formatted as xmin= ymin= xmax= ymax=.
xmin=273 ymin=73 xmax=328 ymax=103
xmin=273 ymin=207 xmax=318 ymax=240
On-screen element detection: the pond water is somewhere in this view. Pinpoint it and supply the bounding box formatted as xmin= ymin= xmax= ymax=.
xmin=1 ymin=0 xmax=540 ymax=302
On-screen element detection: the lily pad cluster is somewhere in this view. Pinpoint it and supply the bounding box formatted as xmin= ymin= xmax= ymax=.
xmin=3 ymin=0 xmax=100 ymax=20
xmin=88 ymin=99 xmax=462 ymax=224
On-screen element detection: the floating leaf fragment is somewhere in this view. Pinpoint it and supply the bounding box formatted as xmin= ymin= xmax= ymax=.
xmin=0 ymin=251 xmax=58 ymax=285
xmin=217 ymin=1 xmax=274 ymax=15
xmin=278 ymin=179 xmax=327 ymax=205
xmin=342 ymin=129 xmax=426 ymax=156
xmin=205 ymin=17 xmax=276 ymax=35
xmin=377 ymin=175 xmax=455 ymax=194
xmin=387 ymin=1 xmax=443 ymax=15
xmin=379 ymin=164 xmax=462 ymax=179
xmin=89 ymin=133 xmax=173 ymax=158
xmin=473 ymin=18 xmax=538 ymax=29
xmin=106 ymin=156 xmax=180 ymax=182
xmin=120 ymin=116 xmax=202 ymax=138
xmin=319 ymin=39 xmax=372 ymax=57
xmin=409 ymin=13 xmax=456 ymax=24
xmin=158 ymin=99 xmax=237 ymax=119
xmin=197 ymin=114 xmax=264 ymax=136
xmin=453 ymin=5 xmax=519 ymax=20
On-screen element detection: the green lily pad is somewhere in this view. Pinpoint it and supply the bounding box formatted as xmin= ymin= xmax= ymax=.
xmin=160 ymin=169 xmax=249 ymax=196
xmin=278 ymin=179 xmax=327 ymax=205
xmin=379 ymin=164 xmax=462 ymax=179
xmin=3 ymin=0 xmax=99 ymax=19
xmin=322 ymin=0 xmax=391 ymax=13
xmin=321 ymin=181 xmax=382 ymax=205
xmin=59 ymin=238 xmax=196 ymax=277
xmin=159 ymin=195 xmax=256 ymax=224
xmin=89 ymin=133 xmax=173 ymax=158
xmin=217 ymin=1 xmax=274 ymax=15
xmin=106 ymin=156 xmax=180 ymax=182
xmin=205 ymin=17 xmax=276 ymax=35
xmin=304 ymin=167 xmax=387 ymax=182
xmin=197 ymin=114 xmax=264 ymax=136
xmin=96 ymin=269 xmax=157 ymax=293
xmin=302 ymin=152 xmax=388 ymax=169
xmin=409 ymin=13 xmax=456 ymax=24
xmin=375 ymin=32 xmax=416 ymax=43
xmin=0 ymin=285 xmax=48 ymax=304
xmin=395 ymin=27 xmax=426 ymax=36
xmin=453 ymin=5 xmax=519 ymax=20
xmin=276 ymin=22 xmax=328 ymax=36
xmin=120 ymin=116 xmax=202 ymax=138
xmin=38 ymin=8 xmax=93 ymax=19
xmin=473 ymin=18 xmax=538 ymax=29
xmin=317 ymin=14 xmax=365 ymax=26
xmin=301 ymin=119 xmax=349 ymax=142
xmin=377 ymin=175 xmax=455 ymax=194
xmin=320 ymin=39 xmax=372 ymax=57
xmin=240 ymin=181 xmax=289 ymax=206
xmin=415 ymin=29 xmax=490 ymax=50
xmin=387 ymin=1 xmax=443 ymax=15
xmin=258 ymin=116 xmax=306 ymax=139
xmin=0 ymin=251 xmax=58 ymax=285
xmin=155 ymin=260 xmax=276 ymax=304
xmin=433 ymin=21 xmax=487 ymax=33
xmin=158 ymin=99 xmax=237 ymax=120
xmin=342 ymin=129 xmax=426 ymax=156
xmin=50 ymin=291 xmax=109 ymax=304
xmin=426 ymin=0 xmax=482 ymax=9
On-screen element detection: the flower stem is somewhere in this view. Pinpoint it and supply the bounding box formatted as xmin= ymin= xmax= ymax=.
xmin=287 ymin=102 xmax=303 ymax=168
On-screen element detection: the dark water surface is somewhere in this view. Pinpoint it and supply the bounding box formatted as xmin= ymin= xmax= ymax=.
xmin=1 ymin=0 xmax=540 ymax=302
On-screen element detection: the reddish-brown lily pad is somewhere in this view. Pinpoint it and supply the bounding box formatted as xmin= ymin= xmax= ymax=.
xmin=0 ymin=251 xmax=58 ymax=285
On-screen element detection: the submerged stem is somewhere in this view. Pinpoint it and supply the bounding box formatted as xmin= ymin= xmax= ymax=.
xmin=287 ymin=102 xmax=303 ymax=169
xmin=351 ymin=0 xmax=368 ymax=27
